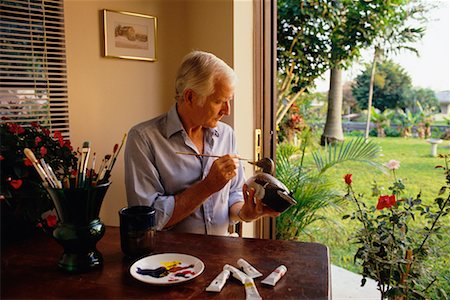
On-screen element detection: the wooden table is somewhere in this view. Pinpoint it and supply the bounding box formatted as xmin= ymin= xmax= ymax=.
xmin=1 ymin=226 xmax=331 ymax=299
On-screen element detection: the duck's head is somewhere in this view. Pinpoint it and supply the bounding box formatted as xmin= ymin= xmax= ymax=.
xmin=248 ymin=157 xmax=275 ymax=175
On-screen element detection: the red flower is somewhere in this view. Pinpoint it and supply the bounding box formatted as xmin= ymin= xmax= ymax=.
xmin=54 ymin=131 xmax=62 ymax=139
xmin=35 ymin=136 xmax=42 ymax=146
xmin=376 ymin=195 xmax=396 ymax=210
xmin=31 ymin=122 xmax=39 ymax=128
xmin=40 ymin=146 xmax=47 ymax=157
xmin=54 ymin=131 xmax=65 ymax=147
xmin=24 ymin=158 xmax=33 ymax=166
xmin=0 ymin=155 xmax=4 ymax=161
xmin=344 ymin=174 xmax=352 ymax=185
xmin=45 ymin=214 xmax=58 ymax=228
xmin=10 ymin=179 xmax=23 ymax=189
xmin=42 ymin=127 xmax=50 ymax=136
xmin=8 ymin=123 xmax=25 ymax=135
xmin=63 ymin=140 xmax=73 ymax=151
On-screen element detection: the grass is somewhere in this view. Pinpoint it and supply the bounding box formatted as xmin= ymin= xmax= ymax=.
xmin=296 ymin=137 xmax=450 ymax=295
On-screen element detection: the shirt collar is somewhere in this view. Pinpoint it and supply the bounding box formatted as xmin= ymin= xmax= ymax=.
xmin=165 ymin=103 xmax=220 ymax=139
xmin=165 ymin=104 xmax=184 ymax=138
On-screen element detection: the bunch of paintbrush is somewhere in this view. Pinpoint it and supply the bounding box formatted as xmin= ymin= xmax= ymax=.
xmin=25 ymin=133 xmax=127 ymax=190
xmin=24 ymin=148 xmax=62 ymax=189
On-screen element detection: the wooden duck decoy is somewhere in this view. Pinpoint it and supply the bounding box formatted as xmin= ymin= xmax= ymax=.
xmin=246 ymin=158 xmax=297 ymax=213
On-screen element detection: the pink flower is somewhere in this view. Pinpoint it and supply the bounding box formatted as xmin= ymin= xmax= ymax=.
xmin=385 ymin=160 xmax=400 ymax=170
xmin=376 ymin=194 xmax=397 ymax=210
xmin=344 ymin=174 xmax=352 ymax=185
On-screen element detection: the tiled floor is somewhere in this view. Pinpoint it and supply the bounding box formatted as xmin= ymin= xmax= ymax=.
xmin=331 ymin=265 xmax=380 ymax=300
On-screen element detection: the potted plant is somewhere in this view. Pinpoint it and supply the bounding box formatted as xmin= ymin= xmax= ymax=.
xmin=0 ymin=119 xmax=77 ymax=241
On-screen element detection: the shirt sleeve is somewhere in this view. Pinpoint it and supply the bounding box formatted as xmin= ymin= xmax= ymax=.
xmin=226 ymin=129 xmax=245 ymax=223
xmin=124 ymin=128 xmax=174 ymax=230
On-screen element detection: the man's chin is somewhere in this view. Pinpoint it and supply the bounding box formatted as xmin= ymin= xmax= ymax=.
xmin=207 ymin=119 xmax=221 ymax=127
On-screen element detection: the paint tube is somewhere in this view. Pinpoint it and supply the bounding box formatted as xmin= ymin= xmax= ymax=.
xmin=261 ymin=265 xmax=287 ymax=286
xmin=237 ymin=258 xmax=263 ymax=279
xmin=244 ymin=277 xmax=262 ymax=300
xmin=205 ymin=269 xmax=230 ymax=292
xmin=223 ymin=264 xmax=249 ymax=285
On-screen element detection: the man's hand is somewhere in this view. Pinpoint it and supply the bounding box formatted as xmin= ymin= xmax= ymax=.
xmin=238 ymin=184 xmax=280 ymax=222
xmin=203 ymin=154 xmax=239 ymax=193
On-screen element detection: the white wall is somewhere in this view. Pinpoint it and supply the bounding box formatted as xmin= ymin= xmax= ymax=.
xmin=233 ymin=0 xmax=255 ymax=237
xmin=64 ymin=0 xmax=254 ymax=230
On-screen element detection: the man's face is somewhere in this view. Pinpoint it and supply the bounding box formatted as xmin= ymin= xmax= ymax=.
xmin=196 ymin=79 xmax=233 ymax=128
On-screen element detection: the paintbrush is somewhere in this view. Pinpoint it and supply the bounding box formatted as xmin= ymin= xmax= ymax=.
xmin=40 ymin=158 xmax=62 ymax=189
xmin=77 ymin=141 xmax=91 ymax=188
xmin=106 ymin=143 xmax=119 ymax=171
xmin=99 ymin=134 xmax=127 ymax=183
xmin=89 ymin=152 xmax=97 ymax=182
xmin=175 ymin=151 xmax=253 ymax=162
xmin=24 ymin=148 xmax=51 ymax=188
xmin=106 ymin=134 xmax=127 ymax=172
xmin=97 ymin=154 xmax=112 ymax=183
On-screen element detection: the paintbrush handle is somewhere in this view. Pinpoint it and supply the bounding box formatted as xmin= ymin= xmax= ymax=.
xmin=175 ymin=151 xmax=252 ymax=161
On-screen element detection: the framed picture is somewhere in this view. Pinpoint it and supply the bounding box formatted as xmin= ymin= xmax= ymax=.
xmin=103 ymin=9 xmax=157 ymax=62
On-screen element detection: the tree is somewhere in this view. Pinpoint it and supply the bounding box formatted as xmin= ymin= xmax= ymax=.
xmin=320 ymin=0 xmax=404 ymax=144
xmin=342 ymin=81 xmax=358 ymax=114
xmin=360 ymin=0 xmax=430 ymax=139
xmin=277 ymin=0 xmax=340 ymax=128
xmin=277 ymin=0 xmax=423 ymax=144
xmin=403 ymin=87 xmax=439 ymax=113
xmin=353 ymin=60 xmax=413 ymax=110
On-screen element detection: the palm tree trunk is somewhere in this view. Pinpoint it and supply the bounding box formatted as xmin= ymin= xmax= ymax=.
xmin=364 ymin=48 xmax=380 ymax=140
xmin=321 ymin=67 xmax=344 ymax=145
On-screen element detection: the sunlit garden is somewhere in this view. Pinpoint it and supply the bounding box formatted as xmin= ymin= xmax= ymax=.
xmin=275 ymin=134 xmax=449 ymax=298
xmin=275 ymin=0 xmax=449 ymax=298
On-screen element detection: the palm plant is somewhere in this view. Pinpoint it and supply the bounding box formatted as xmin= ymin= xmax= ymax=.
xmin=395 ymin=108 xmax=420 ymax=137
xmin=415 ymin=101 xmax=435 ymax=139
xmin=370 ymin=108 xmax=394 ymax=137
xmin=276 ymin=135 xmax=382 ymax=240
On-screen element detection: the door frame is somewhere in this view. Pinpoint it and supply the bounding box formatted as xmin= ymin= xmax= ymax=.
xmin=253 ymin=0 xmax=277 ymax=239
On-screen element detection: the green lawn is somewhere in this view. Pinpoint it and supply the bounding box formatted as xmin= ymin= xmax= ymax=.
xmin=299 ymin=137 xmax=450 ymax=295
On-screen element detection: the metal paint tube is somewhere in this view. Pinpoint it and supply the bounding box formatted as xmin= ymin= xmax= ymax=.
xmin=261 ymin=265 xmax=287 ymax=286
xmin=223 ymin=264 xmax=249 ymax=284
xmin=237 ymin=258 xmax=263 ymax=279
xmin=244 ymin=277 xmax=262 ymax=300
xmin=205 ymin=269 xmax=230 ymax=292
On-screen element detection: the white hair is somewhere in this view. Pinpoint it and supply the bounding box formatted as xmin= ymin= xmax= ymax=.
xmin=174 ymin=51 xmax=236 ymax=104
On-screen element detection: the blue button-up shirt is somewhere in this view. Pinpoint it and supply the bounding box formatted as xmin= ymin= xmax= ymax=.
xmin=124 ymin=104 xmax=245 ymax=236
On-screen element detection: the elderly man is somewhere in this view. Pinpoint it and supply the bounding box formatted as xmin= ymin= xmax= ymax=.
xmin=125 ymin=50 xmax=278 ymax=235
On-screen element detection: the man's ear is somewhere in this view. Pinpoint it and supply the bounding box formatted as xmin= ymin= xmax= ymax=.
xmin=183 ymin=89 xmax=194 ymax=104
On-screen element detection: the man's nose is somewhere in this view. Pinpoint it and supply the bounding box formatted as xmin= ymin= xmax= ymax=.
xmin=221 ymin=101 xmax=230 ymax=115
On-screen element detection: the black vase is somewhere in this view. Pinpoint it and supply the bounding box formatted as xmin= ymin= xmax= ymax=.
xmin=45 ymin=182 xmax=111 ymax=273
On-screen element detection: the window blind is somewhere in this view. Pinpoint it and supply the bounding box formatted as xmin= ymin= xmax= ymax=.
xmin=0 ymin=0 xmax=70 ymax=137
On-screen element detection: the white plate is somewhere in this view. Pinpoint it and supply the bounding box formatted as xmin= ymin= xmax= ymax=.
xmin=129 ymin=253 xmax=205 ymax=285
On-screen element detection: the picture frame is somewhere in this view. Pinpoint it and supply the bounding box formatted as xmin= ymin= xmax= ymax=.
xmin=103 ymin=9 xmax=157 ymax=62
